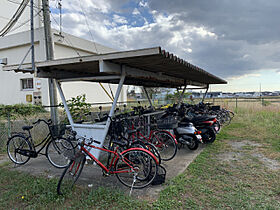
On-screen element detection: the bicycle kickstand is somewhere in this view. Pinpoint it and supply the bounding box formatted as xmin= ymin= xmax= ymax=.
xmin=129 ymin=174 xmax=137 ymax=196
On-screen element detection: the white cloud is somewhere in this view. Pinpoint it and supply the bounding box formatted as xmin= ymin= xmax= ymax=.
xmin=139 ymin=1 xmax=148 ymax=8
xmin=49 ymin=0 xmax=280 ymax=82
xmin=132 ymin=8 xmax=140 ymax=15
xmin=113 ymin=15 xmax=128 ymax=25
xmin=228 ymin=73 xmax=261 ymax=80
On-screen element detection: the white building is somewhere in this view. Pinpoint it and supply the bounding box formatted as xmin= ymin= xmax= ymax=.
xmin=0 ymin=1 xmax=127 ymax=106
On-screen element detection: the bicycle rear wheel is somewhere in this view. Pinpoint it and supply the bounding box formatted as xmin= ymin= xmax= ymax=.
xmin=115 ymin=149 xmax=158 ymax=189
xmin=130 ymin=141 xmax=161 ymax=165
xmin=57 ymin=153 xmax=86 ymax=195
xmin=151 ymin=131 xmax=177 ymax=161
xmin=7 ymin=135 xmax=32 ymax=165
xmin=46 ymin=138 xmax=75 ymax=168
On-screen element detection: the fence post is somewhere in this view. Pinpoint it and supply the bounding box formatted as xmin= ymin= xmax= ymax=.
xmin=7 ymin=112 xmax=11 ymax=138
xmin=235 ymin=98 xmax=238 ymax=109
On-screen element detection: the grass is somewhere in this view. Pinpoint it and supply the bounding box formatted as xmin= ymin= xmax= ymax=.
xmin=0 ymin=106 xmax=280 ymax=209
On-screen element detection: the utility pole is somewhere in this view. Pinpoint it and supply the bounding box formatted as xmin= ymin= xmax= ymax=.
xmin=42 ymin=0 xmax=58 ymax=125
xmin=30 ymin=0 xmax=35 ymax=73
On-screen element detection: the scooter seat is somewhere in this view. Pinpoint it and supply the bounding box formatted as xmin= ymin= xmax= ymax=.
xmin=191 ymin=115 xmax=216 ymax=122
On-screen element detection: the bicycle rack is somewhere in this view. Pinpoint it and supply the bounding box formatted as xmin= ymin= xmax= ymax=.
xmin=56 ymin=69 xmax=125 ymax=160
xmin=4 ymin=47 xmax=226 ymax=160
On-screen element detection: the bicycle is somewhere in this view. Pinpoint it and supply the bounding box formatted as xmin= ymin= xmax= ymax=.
xmin=57 ymin=132 xmax=159 ymax=195
xmin=7 ymin=119 xmax=75 ymax=168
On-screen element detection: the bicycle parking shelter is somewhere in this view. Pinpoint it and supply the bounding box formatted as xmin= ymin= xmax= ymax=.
xmin=4 ymin=46 xmax=226 ymax=159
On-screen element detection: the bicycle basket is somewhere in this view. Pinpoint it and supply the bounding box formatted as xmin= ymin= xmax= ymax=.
xmin=157 ymin=116 xmax=178 ymax=129
xmin=49 ymin=124 xmax=66 ymax=138
xmin=151 ymin=165 xmax=166 ymax=185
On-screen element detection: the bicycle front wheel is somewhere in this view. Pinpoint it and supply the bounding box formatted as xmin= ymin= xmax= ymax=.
xmin=7 ymin=135 xmax=32 ymax=165
xmin=151 ymin=131 xmax=177 ymax=161
xmin=57 ymin=153 xmax=86 ymax=195
xmin=115 ymin=149 xmax=158 ymax=189
xmin=46 ymin=138 xmax=75 ymax=168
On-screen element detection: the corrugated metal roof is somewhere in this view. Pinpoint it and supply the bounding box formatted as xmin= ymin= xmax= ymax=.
xmin=3 ymin=46 xmax=227 ymax=87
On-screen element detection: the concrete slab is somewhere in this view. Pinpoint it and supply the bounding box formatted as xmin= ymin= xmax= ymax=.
xmin=2 ymin=145 xmax=204 ymax=199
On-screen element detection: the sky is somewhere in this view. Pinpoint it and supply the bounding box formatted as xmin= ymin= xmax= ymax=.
xmin=49 ymin=0 xmax=280 ymax=92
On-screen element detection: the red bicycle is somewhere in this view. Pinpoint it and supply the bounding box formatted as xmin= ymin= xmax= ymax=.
xmin=128 ymin=128 xmax=178 ymax=161
xmin=57 ymin=134 xmax=159 ymax=195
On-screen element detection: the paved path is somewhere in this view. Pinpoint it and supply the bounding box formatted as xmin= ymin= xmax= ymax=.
xmin=1 ymin=145 xmax=204 ymax=199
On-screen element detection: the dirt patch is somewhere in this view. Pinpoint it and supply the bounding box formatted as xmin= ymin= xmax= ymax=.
xmin=252 ymin=153 xmax=280 ymax=171
xmin=217 ymin=140 xmax=280 ymax=171
xmin=216 ymin=152 xmax=244 ymax=162
xmin=228 ymin=140 xmax=261 ymax=150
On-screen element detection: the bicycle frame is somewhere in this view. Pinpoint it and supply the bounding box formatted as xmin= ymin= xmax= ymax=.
xmin=26 ymin=131 xmax=52 ymax=156
xmin=79 ymin=143 xmax=159 ymax=174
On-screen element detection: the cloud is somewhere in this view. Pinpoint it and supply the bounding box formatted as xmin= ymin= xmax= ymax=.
xmin=50 ymin=0 xmax=280 ymax=80
xmin=132 ymin=8 xmax=140 ymax=15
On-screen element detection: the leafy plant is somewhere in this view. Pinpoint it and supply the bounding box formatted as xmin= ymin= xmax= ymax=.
xmin=59 ymin=94 xmax=91 ymax=123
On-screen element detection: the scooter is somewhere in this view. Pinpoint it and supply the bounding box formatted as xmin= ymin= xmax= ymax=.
xmin=184 ymin=115 xmax=217 ymax=144
xmin=173 ymin=119 xmax=202 ymax=150
xmin=158 ymin=105 xmax=202 ymax=150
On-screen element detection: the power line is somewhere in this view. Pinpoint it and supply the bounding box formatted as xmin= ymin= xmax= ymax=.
xmin=1 ymin=0 xmax=30 ymax=36
xmin=7 ymin=0 xmax=41 ymax=10
xmin=78 ymin=0 xmax=99 ymax=54
xmin=9 ymin=9 xmax=42 ymax=33
xmin=49 ymin=12 xmax=82 ymax=57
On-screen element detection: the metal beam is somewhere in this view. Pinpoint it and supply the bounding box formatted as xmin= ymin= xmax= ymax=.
xmin=58 ymin=75 xmax=121 ymax=82
xmin=55 ymin=80 xmax=74 ymax=129
xmin=202 ymin=84 xmax=209 ymax=102
xmin=177 ymin=84 xmax=187 ymax=106
xmin=101 ymin=66 xmax=126 ymax=143
xmin=143 ymin=87 xmax=154 ymax=108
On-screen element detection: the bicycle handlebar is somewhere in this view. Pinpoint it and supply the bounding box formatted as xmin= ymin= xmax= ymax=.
xmin=33 ymin=119 xmax=52 ymax=126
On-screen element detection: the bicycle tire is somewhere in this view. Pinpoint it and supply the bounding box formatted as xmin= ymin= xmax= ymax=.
xmin=46 ymin=138 xmax=75 ymax=168
xmin=7 ymin=135 xmax=32 ymax=165
xmin=57 ymin=153 xmax=86 ymax=195
xmin=151 ymin=131 xmax=177 ymax=161
xmin=115 ymin=149 xmax=158 ymax=189
xmin=130 ymin=141 xmax=162 ymax=165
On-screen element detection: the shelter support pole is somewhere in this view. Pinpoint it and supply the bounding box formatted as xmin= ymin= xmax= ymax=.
xmin=143 ymin=87 xmax=154 ymax=109
xmin=177 ymin=84 xmax=187 ymax=106
xmin=102 ymin=67 xmax=126 ymax=140
xmin=55 ymin=80 xmax=74 ymax=129
xmin=202 ymin=84 xmax=209 ymax=103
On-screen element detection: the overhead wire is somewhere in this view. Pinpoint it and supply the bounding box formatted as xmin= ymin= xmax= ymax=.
xmin=9 ymin=9 xmax=42 ymax=33
xmin=78 ymin=0 xmax=99 ymax=54
xmin=1 ymin=0 xmax=30 ymax=36
xmin=7 ymin=0 xmax=40 ymax=10
xmin=49 ymin=8 xmax=82 ymax=57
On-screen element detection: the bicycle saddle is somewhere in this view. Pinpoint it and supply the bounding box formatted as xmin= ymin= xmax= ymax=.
xmin=22 ymin=126 xmax=33 ymax=131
